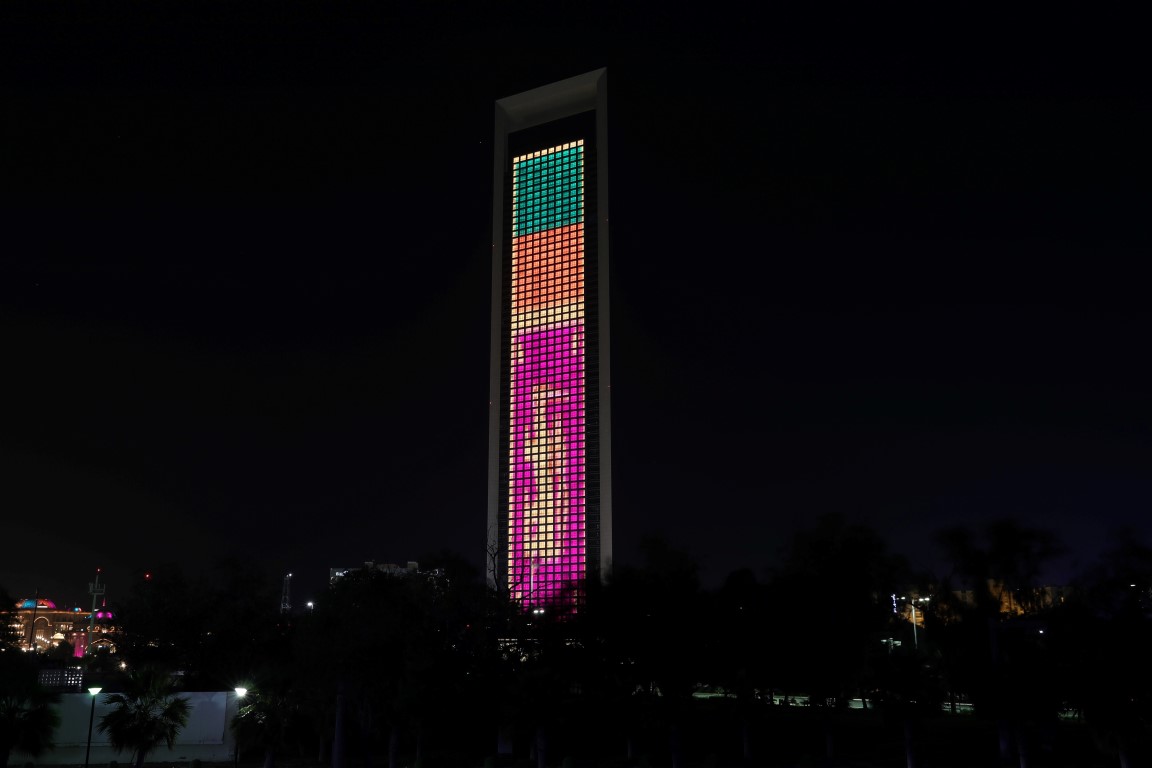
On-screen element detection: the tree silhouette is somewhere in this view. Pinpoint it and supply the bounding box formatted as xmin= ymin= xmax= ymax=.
xmin=1063 ymin=529 xmax=1152 ymax=768
xmin=97 ymin=666 xmax=191 ymax=768
xmin=771 ymin=515 xmax=910 ymax=762
xmin=936 ymin=518 xmax=1064 ymax=767
xmin=119 ymin=560 xmax=285 ymax=692
xmin=595 ymin=536 xmax=703 ymax=768
xmin=0 ymin=651 xmax=59 ymax=768
xmin=233 ymin=683 xmax=306 ymax=768
xmin=117 ymin=564 xmax=205 ymax=673
xmin=294 ymin=565 xmax=480 ymax=768
xmin=709 ymin=568 xmax=770 ymax=762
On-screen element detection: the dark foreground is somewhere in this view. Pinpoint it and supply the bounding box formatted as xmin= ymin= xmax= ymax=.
xmin=148 ymin=708 xmax=1138 ymax=768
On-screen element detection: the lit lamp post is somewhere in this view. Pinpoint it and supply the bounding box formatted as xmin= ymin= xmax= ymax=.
xmin=233 ymin=687 xmax=248 ymax=768
xmin=84 ymin=687 xmax=103 ymax=768
xmin=898 ymin=596 xmax=930 ymax=650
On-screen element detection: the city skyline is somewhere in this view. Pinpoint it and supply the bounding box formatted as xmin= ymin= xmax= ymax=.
xmin=4 ymin=4 xmax=1150 ymax=607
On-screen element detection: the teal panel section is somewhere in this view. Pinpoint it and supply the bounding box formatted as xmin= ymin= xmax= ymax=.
xmin=512 ymin=144 xmax=584 ymax=237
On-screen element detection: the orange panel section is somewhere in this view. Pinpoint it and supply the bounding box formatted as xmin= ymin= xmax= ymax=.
xmin=511 ymin=223 xmax=585 ymax=315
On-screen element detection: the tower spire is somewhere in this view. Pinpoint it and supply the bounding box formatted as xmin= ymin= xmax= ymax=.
xmin=280 ymin=572 xmax=292 ymax=614
xmin=87 ymin=568 xmax=105 ymax=656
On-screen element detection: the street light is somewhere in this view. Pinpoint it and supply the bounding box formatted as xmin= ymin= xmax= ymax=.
xmin=898 ymin=596 xmax=930 ymax=650
xmin=84 ymin=687 xmax=103 ymax=768
xmin=233 ymin=687 xmax=248 ymax=768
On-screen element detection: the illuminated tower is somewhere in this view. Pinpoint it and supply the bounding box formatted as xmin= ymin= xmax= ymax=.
xmin=487 ymin=69 xmax=611 ymax=611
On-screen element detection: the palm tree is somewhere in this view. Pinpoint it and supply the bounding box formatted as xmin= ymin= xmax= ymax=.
xmin=232 ymin=687 xmax=304 ymax=768
xmin=98 ymin=666 xmax=191 ymax=768
xmin=0 ymin=652 xmax=60 ymax=768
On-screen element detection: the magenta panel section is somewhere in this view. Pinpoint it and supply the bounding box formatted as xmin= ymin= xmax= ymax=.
xmin=508 ymin=321 xmax=586 ymax=605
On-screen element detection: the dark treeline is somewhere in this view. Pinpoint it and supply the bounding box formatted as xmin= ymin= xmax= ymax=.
xmin=5 ymin=515 xmax=1152 ymax=768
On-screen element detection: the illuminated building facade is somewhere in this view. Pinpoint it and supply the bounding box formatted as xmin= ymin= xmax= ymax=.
xmin=7 ymin=598 xmax=119 ymax=656
xmin=328 ymin=560 xmax=441 ymax=585
xmin=487 ymin=70 xmax=611 ymax=610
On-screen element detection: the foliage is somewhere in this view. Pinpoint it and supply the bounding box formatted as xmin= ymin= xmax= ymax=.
xmin=934 ymin=518 xmax=1066 ymax=765
xmin=75 ymin=518 xmax=1152 ymax=766
xmin=590 ymin=536 xmax=705 ymax=768
xmin=294 ymin=563 xmax=487 ymax=768
xmin=117 ymin=559 xmax=285 ymax=690
xmin=0 ymin=651 xmax=59 ymax=768
xmin=1061 ymin=531 xmax=1152 ymax=766
xmin=116 ymin=564 xmax=199 ymax=669
xmin=97 ymin=666 xmax=191 ymax=768
xmin=936 ymin=519 xmax=1063 ymax=616
xmin=771 ymin=515 xmax=912 ymax=706
xmin=233 ymin=683 xmax=306 ymax=768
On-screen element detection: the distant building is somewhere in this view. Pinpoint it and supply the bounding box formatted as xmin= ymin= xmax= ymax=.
xmin=950 ymin=581 xmax=1070 ymax=616
xmin=328 ymin=560 xmax=440 ymax=585
xmin=911 ymin=582 xmax=1071 ymax=627
xmin=487 ymin=69 xmax=612 ymax=612
xmin=37 ymin=666 xmax=86 ymax=691
xmin=8 ymin=598 xmax=120 ymax=656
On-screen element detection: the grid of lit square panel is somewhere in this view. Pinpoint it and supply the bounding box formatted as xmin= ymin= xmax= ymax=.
xmin=508 ymin=140 xmax=586 ymax=608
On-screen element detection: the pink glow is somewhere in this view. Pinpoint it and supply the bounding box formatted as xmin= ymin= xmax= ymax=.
xmin=505 ymin=138 xmax=587 ymax=611
xmin=508 ymin=322 xmax=586 ymax=606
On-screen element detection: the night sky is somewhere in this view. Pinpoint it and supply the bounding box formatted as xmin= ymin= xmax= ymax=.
xmin=3 ymin=4 xmax=1150 ymax=607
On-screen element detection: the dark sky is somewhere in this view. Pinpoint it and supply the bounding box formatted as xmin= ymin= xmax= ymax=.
xmin=3 ymin=3 xmax=1150 ymax=607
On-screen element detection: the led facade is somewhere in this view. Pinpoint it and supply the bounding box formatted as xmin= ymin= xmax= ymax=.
xmin=488 ymin=71 xmax=610 ymax=611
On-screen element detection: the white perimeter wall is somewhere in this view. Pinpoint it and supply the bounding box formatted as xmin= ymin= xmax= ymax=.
xmin=13 ymin=691 xmax=239 ymax=766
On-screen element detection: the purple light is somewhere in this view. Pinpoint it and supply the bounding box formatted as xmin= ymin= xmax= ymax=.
xmin=505 ymin=139 xmax=587 ymax=610
xmin=508 ymin=323 xmax=586 ymax=606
